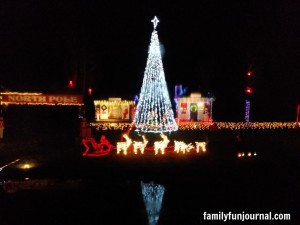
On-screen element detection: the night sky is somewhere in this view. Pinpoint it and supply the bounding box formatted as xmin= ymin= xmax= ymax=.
xmin=1 ymin=0 xmax=300 ymax=121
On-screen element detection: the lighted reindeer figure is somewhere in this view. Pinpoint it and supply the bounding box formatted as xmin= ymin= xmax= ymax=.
xmin=174 ymin=141 xmax=194 ymax=154
xmin=117 ymin=134 xmax=132 ymax=155
xmin=195 ymin=141 xmax=207 ymax=153
xmin=154 ymin=133 xmax=170 ymax=155
xmin=133 ymin=135 xmax=148 ymax=154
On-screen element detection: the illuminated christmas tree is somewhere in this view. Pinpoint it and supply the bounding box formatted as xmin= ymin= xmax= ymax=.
xmin=133 ymin=16 xmax=178 ymax=133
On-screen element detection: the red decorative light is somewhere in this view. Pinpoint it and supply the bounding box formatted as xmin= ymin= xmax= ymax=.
xmin=245 ymin=87 xmax=253 ymax=94
xmin=88 ymin=88 xmax=92 ymax=96
xmin=68 ymin=80 xmax=74 ymax=88
xmin=82 ymin=135 xmax=113 ymax=157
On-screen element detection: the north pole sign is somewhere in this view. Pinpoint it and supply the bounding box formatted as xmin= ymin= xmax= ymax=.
xmin=0 ymin=92 xmax=83 ymax=106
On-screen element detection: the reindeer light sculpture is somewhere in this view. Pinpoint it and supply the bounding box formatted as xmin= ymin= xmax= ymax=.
xmin=195 ymin=141 xmax=207 ymax=153
xmin=174 ymin=141 xmax=194 ymax=154
xmin=133 ymin=135 xmax=148 ymax=154
xmin=117 ymin=134 xmax=132 ymax=155
xmin=154 ymin=133 xmax=170 ymax=155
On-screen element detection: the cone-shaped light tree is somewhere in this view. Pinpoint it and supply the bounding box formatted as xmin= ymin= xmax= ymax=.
xmin=133 ymin=16 xmax=178 ymax=133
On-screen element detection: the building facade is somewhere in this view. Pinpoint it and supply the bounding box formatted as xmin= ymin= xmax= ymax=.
xmin=94 ymin=98 xmax=135 ymax=121
xmin=175 ymin=93 xmax=214 ymax=122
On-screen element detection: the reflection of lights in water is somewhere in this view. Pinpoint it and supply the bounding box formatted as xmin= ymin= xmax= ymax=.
xmin=141 ymin=181 xmax=165 ymax=225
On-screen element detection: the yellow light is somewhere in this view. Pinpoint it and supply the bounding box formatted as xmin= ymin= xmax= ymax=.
xmin=22 ymin=163 xmax=31 ymax=169
xmin=90 ymin=122 xmax=296 ymax=131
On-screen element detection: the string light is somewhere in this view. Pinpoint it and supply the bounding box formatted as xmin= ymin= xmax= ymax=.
xmin=90 ymin=122 xmax=297 ymax=131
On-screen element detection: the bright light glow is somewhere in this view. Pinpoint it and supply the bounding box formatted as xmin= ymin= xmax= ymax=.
xmin=23 ymin=164 xmax=30 ymax=169
xmin=237 ymin=151 xmax=257 ymax=158
xmin=245 ymin=87 xmax=253 ymax=94
xmin=88 ymin=88 xmax=92 ymax=96
xmin=68 ymin=80 xmax=74 ymax=88
xmin=141 ymin=181 xmax=165 ymax=225
xmin=20 ymin=163 xmax=34 ymax=169
xmin=151 ymin=16 xmax=159 ymax=30
xmin=133 ymin=17 xmax=178 ymax=133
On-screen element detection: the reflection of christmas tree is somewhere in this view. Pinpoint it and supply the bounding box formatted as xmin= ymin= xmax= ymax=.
xmin=133 ymin=16 xmax=178 ymax=133
xmin=141 ymin=181 xmax=165 ymax=225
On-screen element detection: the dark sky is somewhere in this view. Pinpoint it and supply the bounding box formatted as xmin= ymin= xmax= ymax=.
xmin=1 ymin=0 xmax=300 ymax=121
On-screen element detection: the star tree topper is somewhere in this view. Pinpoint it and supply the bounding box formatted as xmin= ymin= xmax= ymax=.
xmin=151 ymin=16 xmax=159 ymax=30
